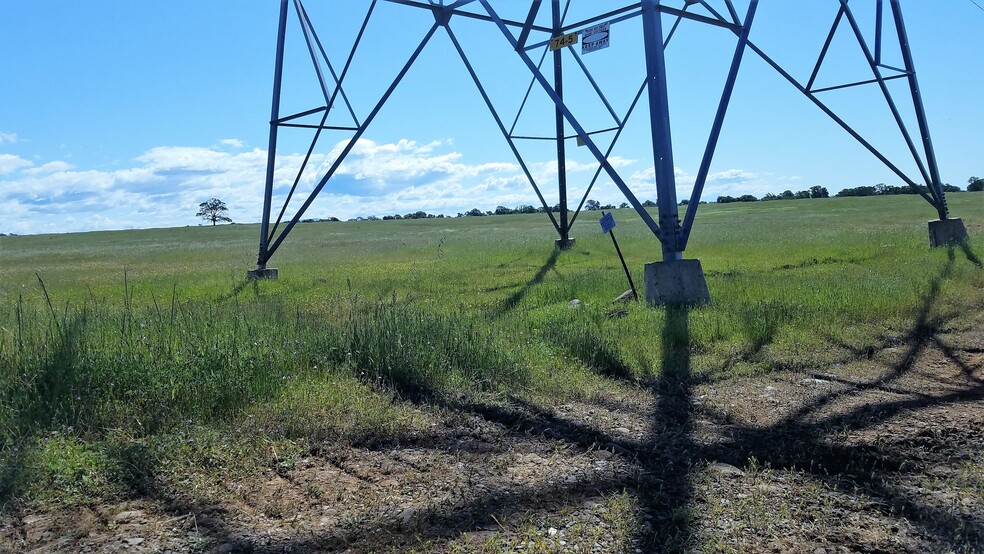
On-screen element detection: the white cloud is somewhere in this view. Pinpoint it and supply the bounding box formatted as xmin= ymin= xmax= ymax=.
xmin=0 ymin=136 xmax=795 ymax=235
xmin=0 ymin=132 xmax=17 ymax=145
xmin=617 ymin=165 xmax=786 ymax=203
xmin=0 ymin=138 xmax=551 ymax=233
xmin=23 ymin=161 xmax=74 ymax=175
xmin=313 ymin=138 xmax=518 ymax=193
xmin=0 ymin=145 xmax=276 ymax=234
xmin=0 ymin=154 xmax=32 ymax=175
xmin=219 ymin=138 xmax=245 ymax=148
xmin=708 ymin=169 xmax=757 ymax=184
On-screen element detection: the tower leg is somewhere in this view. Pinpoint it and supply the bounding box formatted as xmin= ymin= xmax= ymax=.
xmin=639 ymin=1 xmax=710 ymax=305
xmin=253 ymin=0 xmax=289 ymax=278
xmin=552 ymin=0 xmax=572 ymax=249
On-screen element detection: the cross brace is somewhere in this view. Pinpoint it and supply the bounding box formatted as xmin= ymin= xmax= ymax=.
xmin=255 ymin=0 xmax=956 ymax=271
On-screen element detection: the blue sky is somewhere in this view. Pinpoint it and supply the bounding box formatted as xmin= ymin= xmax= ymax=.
xmin=1 ymin=0 xmax=982 ymax=235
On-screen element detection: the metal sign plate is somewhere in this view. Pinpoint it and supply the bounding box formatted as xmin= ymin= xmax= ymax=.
xmin=581 ymin=22 xmax=610 ymax=54
xmin=549 ymin=31 xmax=579 ymax=51
xmin=599 ymin=211 xmax=616 ymax=234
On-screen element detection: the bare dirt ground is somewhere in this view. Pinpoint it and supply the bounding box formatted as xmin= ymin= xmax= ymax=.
xmin=2 ymin=302 xmax=983 ymax=553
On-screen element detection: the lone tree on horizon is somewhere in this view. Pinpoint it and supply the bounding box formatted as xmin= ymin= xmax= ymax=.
xmin=196 ymin=198 xmax=233 ymax=226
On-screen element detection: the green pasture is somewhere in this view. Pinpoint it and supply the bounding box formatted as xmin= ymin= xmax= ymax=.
xmin=0 ymin=194 xmax=981 ymax=505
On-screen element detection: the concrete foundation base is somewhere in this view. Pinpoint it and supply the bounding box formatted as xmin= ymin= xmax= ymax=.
xmin=247 ymin=267 xmax=279 ymax=280
xmin=928 ymin=218 xmax=968 ymax=248
xmin=555 ymin=237 xmax=576 ymax=250
xmin=644 ymin=259 xmax=711 ymax=306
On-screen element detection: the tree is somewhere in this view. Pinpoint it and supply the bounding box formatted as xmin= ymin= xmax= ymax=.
xmin=835 ymin=186 xmax=877 ymax=197
xmin=968 ymin=176 xmax=983 ymax=192
xmin=810 ymin=185 xmax=829 ymax=198
xmin=585 ymin=199 xmax=601 ymax=211
xmin=196 ymin=198 xmax=232 ymax=226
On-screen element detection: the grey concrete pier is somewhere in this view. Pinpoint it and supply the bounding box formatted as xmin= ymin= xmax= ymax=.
xmin=644 ymin=259 xmax=711 ymax=306
xmin=247 ymin=267 xmax=279 ymax=280
xmin=928 ymin=218 xmax=969 ymax=248
xmin=555 ymin=237 xmax=576 ymax=250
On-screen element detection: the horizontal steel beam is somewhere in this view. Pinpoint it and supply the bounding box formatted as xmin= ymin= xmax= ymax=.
xmin=380 ymin=0 xmax=552 ymax=32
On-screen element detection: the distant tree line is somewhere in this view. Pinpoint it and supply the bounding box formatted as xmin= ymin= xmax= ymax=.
xmin=297 ymin=175 xmax=981 ymax=223
xmin=383 ymin=210 xmax=442 ymax=220
xmin=835 ymin=182 xmax=962 ymax=197
xmin=718 ymin=185 xmax=829 ymax=204
xmin=714 ymin=177 xmax=981 ymax=204
xmin=298 ymin=200 xmax=648 ymax=222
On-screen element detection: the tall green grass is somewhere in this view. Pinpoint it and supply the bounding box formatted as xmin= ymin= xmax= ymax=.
xmin=0 ymin=285 xmax=525 ymax=443
xmin=0 ymin=194 xmax=981 ymax=504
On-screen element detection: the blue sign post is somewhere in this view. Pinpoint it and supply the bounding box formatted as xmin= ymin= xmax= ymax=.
xmin=599 ymin=211 xmax=616 ymax=234
xmin=600 ymin=212 xmax=637 ymax=300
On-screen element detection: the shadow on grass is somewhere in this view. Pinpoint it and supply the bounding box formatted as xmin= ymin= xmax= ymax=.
xmin=635 ymin=305 xmax=696 ymax=550
xmin=736 ymin=299 xmax=796 ymax=356
xmin=1 ymin=312 xmax=91 ymax=500
xmin=700 ymin=249 xmax=984 ymax=546
xmin=772 ymin=254 xmax=874 ymax=272
xmin=218 ymin=277 xmax=259 ymax=301
xmin=10 ymin=246 xmax=984 ymax=551
xmin=106 ymin=255 xmax=984 ymax=551
xmin=491 ymin=248 xmax=561 ymax=317
xmin=956 ymin=242 xmax=982 ymax=268
xmin=541 ymin=320 xmax=636 ymax=381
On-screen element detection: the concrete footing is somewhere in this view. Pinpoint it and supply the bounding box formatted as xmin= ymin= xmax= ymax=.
xmin=247 ymin=267 xmax=279 ymax=280
xmin=928 ymin=218 xmax=968 ymax=248
xmin=644 ymin=259 xmax=711 ymax=306
xmin=555 ymin=237 xmax=576 ymax=250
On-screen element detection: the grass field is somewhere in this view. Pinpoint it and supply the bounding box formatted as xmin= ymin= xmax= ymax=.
xmin=1 ymin=193 xmax=982 ymax=551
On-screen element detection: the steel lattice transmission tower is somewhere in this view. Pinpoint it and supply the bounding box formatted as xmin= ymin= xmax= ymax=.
xmin=249 ymin=0 xmax=968 ymax=305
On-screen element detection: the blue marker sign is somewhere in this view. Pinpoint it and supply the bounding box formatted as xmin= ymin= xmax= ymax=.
xmin=599 ymin=211 xmax=616 ymax=234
